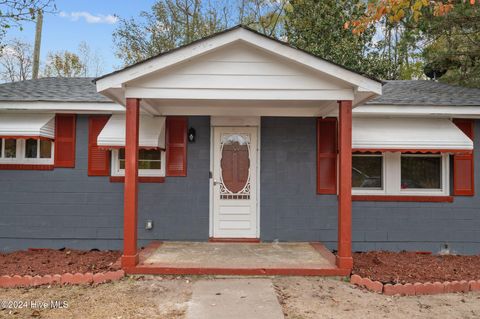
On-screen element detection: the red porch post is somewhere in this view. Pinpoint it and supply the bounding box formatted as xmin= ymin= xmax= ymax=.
xmin=121 ymin=98 xmax=140 ymax=268
xmin=337 ymin=100 xmax=353 ymax=270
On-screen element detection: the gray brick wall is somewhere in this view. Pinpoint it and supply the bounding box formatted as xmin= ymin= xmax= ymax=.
xmin=260 ymin=117 xmax=480 ymax=254
xmin=0 ymin=115 xmax=210 ymax=252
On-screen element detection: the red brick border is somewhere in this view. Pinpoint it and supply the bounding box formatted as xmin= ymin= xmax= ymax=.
xmin=0 ymin=270 xmax=124 ymax=289
xmin=350 ymin=274 xmax=480 ymax=296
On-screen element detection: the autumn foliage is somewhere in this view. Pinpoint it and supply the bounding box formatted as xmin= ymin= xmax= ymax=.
xmin=346 ymin=0 xmax=477 ymax=33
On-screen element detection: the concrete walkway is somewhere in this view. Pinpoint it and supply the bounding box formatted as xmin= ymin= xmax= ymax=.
xmin=185 ymin=278 xmax=285 ymax=319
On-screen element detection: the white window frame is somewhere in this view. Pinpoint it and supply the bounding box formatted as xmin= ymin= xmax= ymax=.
xmin=111 ymin=148 xmax=166 ymax=177
xmin=398 ymin=153 xmax=449 ymax=196
xmin=0 ymin=138 xmax=55 ymax=165
xmin=352 ymin=153 xmax=385 ymax=195
xmin=352 ymin=152 xmax=450 ymax=196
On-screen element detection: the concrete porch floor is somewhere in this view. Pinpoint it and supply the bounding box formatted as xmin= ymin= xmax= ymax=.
xmin=125 ymin=241 xmax=350 ymax=276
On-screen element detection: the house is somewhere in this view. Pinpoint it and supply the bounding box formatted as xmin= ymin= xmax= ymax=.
xmin=0 ymin=26 xmax=479 ymax=273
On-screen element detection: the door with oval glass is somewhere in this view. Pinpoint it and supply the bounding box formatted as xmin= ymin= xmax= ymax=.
xmin=212 ymin=126 xmax=258 ymax=238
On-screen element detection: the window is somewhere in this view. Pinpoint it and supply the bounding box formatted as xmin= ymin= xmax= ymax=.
xmin=4 ymin=139 xmax=16 ymax=158
xmin=112 ymin=148 xmax=165 ymax=177
xmin=401 ymin=155 xmax=441 ymax=190
xmin=0 ymin=138 xmax=54 ymax=164
xmin=352 ymin=154 xmax=383 ymax=190
xmin=352 ymin=152 xmax=449 ymax=196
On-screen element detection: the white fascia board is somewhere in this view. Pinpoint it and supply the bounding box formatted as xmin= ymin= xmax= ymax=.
xmin=0 ymin=101 xmax=124 ymax=113
xmin=96 ymin=27 xmax=382 ymax=96
xmin=354 ymin=104 xmax=480 ymax=118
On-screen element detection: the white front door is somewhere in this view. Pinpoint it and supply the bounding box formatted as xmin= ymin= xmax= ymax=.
xmin=212 ymin=126 xmax=258 ymax=238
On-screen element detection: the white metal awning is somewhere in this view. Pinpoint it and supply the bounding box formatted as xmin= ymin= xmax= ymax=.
xmin=352 ymin=118 xmax=473 ymax=153
xmin=97 ymin=115 xmax=166 ymax=149
xmin=0 ymin=113 xmax=55 ymax=139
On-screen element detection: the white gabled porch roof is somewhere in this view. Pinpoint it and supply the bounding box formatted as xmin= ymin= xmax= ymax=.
xmin=95 ymin=25 xmax=382 ymax=117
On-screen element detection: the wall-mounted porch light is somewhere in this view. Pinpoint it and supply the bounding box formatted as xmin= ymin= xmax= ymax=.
xmin=188 ymin=127 xmax=196 ymax=143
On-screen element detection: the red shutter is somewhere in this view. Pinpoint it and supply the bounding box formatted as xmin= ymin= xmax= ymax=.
xmin=54 ymin=114 xmax=76 ymax=168
xmin=88 ymin=115 xmax=111 ymax=176
xmin=453 ymin=119 xmax=475 ymax=196
xmin=317 ymin=117 xmax=338 ymax=194
xmin=166 ymin=116 xmax=187 ymax=176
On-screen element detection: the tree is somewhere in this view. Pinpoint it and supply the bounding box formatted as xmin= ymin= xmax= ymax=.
xmin=0 ymin=0 xmax=55 ymax=46
xmin=238 ymin=0 xmax=289 ymax=37
xmin=113 ymin=0 xmax=230 ymax=65
xmin=284 ymin=0 xmax=393 ymax=79
xmin=78 ymin=41 xmax=104 ymax=77
xmin=0 ymin=38 xmax=32 ymax=82
xmin=370 ymin=16 xmax=425 ymax=80
xmin=43 ymin=51 xmax=84 ymax=77
xmin=42 ymin=42 xmax=104 ymax=78
xmin=421 ymin=3 xmax=480 ymax=87
xmin=112 ymin=0 xmax=288 ymax=66
xmin=347 ymin=0 xmax=478 ymax=34
xmin=345 ymin=0 xmax=479 ymax=86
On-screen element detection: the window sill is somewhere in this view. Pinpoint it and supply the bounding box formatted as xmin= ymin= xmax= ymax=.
xmin=0 ymin=164 xmax=54 ymax=170
xmin=109 ymin=176 xmax=165 ymax=183
xmin=352 ymin=195 xmax=454 ymax=203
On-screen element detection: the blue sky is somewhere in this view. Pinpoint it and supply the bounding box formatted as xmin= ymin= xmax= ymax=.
xmin=6 ymin=0 xmax=155 ymax=73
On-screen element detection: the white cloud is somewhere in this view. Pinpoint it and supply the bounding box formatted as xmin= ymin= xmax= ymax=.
xmin=59 ymin=11 xmax=118 ymax=25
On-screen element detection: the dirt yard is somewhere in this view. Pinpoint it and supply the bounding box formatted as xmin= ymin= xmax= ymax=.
xmin=1 ymin=276 xmax=480 ymax=319
xmin=273 ymin=277 xmax=480 ymax=319
xmin=0 ymin=276 xmax=194 ymax=319
xmin=352 ymin=251 xmax=480 ymax=284
xmin=0 ymin=249 xmax=121 ymax=276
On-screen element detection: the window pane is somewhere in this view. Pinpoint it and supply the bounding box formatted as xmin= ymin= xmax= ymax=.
xmin=25 ymin=139 xmax=38 ymax=158
xmin=139 ymin=149 xmax=161 ymax=160
xmin=352 ymin=155 xmax=382 ymax=188
xmin=118 ymin=149 xmax=161 ymax=170
xmin=40 ymin=140 xmax=52 ymax=158
xmin=401 ymin=156 xmax=441 ymax=189
xmin=139 ymin=160 xmax=161 ymax=169
xmin=4 ymin=139 xmax=16 ymax=158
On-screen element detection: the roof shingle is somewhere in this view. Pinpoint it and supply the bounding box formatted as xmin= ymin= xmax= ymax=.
xmin=0 ymin=77 xmax=111 ymax=103
xmin=367 ymin=80 xmax=480 ymax=106
xmin=0 ymin=77 xmax=479 ymax=107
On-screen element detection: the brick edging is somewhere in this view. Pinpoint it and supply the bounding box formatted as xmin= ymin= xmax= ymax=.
xmin=350 ymin=274 xmax=480 ymax=296
xmin=0 ymin=270 xmax=125 ymax=288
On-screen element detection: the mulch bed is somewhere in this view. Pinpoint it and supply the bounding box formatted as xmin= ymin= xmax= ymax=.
xmin=353 ymin=251 xmax=480 ymax=285
xmin=0 ymin=248 xmax=121 ymax=277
